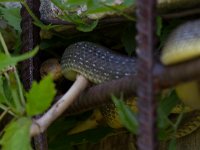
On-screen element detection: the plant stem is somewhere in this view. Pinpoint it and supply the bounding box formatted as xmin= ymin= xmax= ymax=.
xmin=0 ymin=104 xmax=16 ymax=117
xmin=0 ymin=108 xmax=10 ymax=121
xmin=14 ymin=69 xmax=26 ymax=106
xmin=0 ymin=32 xmax=9 ymax=56
xmin=0 ymin=32 xmax=25 ymax=108
xmin=21 ymin=1 xmax=58 ymax=30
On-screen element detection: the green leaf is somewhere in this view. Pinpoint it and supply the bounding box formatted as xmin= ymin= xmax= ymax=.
xmin=0 ymin=7 xmax=21 ymax=32
xmin=121 ymin=23 xmax=136 ymax=56
xmin=25 ymin=75 xmax=56 ymax=116
xmin=0 ymin=46 xmax=39 ymax=71
xmin=1 ymin=73 xmax=23 ymax=113
xmin=76 ymin=20 xmax=98 ymax=32
xmin=2 ymin=76 xmax=15 ymax=107
xmin=157 ymin=90 xmax=180 ymax=139
xmin=0 ymin=117 xmax=32 ymax=150
xmin=158 ymin=91 xmax=180 ymax=117
xmin=112 ymin=95 xmax=138 ymax=134
xmin=86 ymin=1 xmax=113 ymax=14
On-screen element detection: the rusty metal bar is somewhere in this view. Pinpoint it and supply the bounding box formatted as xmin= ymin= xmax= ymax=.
xmin=20 ymin=0 xmax=48 ymax=150
xmin=20 ymin=0 xmax=40 ymax=89
xmin=136 ymin=0 xmax=157 ymax=149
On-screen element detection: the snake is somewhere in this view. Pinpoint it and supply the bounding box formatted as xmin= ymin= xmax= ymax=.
xmin=2 ymin=0 xmax=200 ymax=144
xmin=45 ymin=19 xmax=199 ymax=138
xmin=59 ymin=41 xmax=198 ymax=138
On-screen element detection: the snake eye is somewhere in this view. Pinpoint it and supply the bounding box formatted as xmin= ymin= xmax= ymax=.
xmin=40 ymin=58 xmax=62 ymax=80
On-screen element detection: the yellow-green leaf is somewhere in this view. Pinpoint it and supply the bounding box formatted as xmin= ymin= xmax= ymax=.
xmin=112 ymin=95 xmax=138 ymax=134
xmin=0 ymin=46 xmax=39 ymax=71
xmin=25 ymin=75 xmax=56 ymax=116
xmin=0 ymin=117 xmax=32 ymax=150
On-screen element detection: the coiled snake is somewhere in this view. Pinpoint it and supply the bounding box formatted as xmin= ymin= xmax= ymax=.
xmin=39 ymin=19 xmax=200 ymax=138
xmin=57 ymin=19 xmax=200 ymax=138
xmin=3 ymin=0 xmax=200 ymax=141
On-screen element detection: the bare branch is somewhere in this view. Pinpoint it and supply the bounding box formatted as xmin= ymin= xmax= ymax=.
xmin=30 ymin=75 xmax=89 ymax=136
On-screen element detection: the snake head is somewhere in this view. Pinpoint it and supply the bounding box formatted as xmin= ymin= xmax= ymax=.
xmin=40 ymin=58 xmax=62 ymax=80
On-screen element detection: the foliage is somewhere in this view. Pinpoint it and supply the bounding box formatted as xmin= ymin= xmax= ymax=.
xmin=0 ymin=1 xmax=190 ymax=150
xmin=112 ymin=95 xmax=138 ymax=134
xmin=0 ymin=7 xmax=21 ymax=32
xmin=0 ymin=30 xmax=56 ymax=150
xmin=0 ymin=118 xmax=32 ymax=150
xmin=112 ymin=91 xmax=185 ymax=150
xmin=51 ymin=0 xmax=135 ymax=32
xmin=26 ymin=75 xmax=56 ymax=116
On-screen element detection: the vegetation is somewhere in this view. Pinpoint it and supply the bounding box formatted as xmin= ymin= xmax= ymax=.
xmin=0 ymin=0 xmax=191 ymax=150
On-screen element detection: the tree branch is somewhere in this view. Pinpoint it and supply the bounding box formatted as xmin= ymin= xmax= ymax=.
xmin=30 ymin=75 xmax=89 ymax=136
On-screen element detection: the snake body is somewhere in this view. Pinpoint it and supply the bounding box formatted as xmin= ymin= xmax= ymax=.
xmin=60 ymin=41 xmax=198 ymax=137
xmin=61 ymin=42 xmax=137 ymax=84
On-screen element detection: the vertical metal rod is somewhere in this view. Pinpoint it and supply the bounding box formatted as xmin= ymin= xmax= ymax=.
xmin=136 ymin=0 xmax=158 ymax=150
xmin=20 ymin=0 xmax=40 ymax=89
xmin=20 ymin=0 xmax=48 ymax=150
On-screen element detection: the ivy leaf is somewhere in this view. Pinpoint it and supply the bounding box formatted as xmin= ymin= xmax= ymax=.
xmin=25 ymin=75 xmax=56 ymax=116
xmin=0 ymin=117 xmax=32 ymax=150
xmin=0 ymin=7 xmax=21 ymax=32
xmin=0 ymin=46 xmax=39 ymax=71
xmin=112 ymin=95 xmax=138 ymax=134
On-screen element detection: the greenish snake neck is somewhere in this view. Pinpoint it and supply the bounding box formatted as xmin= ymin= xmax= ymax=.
xmin=61 ymin=41 xmax=137 ymax=84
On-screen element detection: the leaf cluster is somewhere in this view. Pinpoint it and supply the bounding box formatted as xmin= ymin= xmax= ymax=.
xmin=51 ymin=0 xmax=135 ymax=32
xmin=0 ymin=29 xmax=56 ymax=150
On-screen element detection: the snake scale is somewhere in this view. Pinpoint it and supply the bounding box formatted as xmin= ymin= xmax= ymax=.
xmin=59 ymin=19 xmax=200 ymax=138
